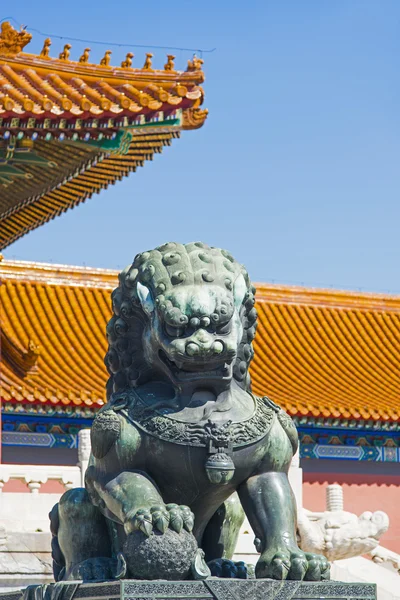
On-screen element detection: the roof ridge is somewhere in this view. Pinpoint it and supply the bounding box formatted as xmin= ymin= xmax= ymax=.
xmin=0 ymin=258 xmax=118 ymax=288
xmin=2 ymin=260 xmax=400 ymax=306
xmin=0 ymin=22 xmax=205 ymax=83
xmin=256 ymin=283 xmax=400 ymax=312
xmin=0 ymin=257 xmax=119 ymax=273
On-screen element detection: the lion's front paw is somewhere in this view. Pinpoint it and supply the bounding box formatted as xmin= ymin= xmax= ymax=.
xmin=256 ymin=548 xmax=330 ymax=581
xmin=124 ymin=504 xmax=194 ymax=536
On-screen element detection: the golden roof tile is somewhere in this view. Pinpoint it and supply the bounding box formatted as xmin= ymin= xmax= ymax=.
xmin=1 ymin=259 xmax=400 ymax=420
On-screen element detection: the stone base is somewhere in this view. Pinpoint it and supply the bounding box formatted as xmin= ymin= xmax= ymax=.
xmin=0 ymin=579 xmax=376 ymax=600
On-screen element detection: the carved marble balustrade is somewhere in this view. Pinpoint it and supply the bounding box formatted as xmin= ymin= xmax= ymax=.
xmin=0 ymin=429 xmax=90 ymax=533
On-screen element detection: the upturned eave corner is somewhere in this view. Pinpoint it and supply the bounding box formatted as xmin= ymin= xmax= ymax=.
xmin=0 ymin=24 xmax=209 ymax=119
xmin=0 ymin=22 xmax=208 ymax=249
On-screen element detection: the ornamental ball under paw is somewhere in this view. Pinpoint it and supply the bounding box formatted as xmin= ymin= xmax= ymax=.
xmin=123 ymin=528 xmax=198 ymax=580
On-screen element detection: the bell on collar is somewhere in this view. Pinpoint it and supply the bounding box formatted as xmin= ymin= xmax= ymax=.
xmin=204 ymin=450 xmax=235 ymax=485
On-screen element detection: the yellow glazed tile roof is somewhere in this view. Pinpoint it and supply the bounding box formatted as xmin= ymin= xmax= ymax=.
xmin=1 ymin=258 xmax=400 ymax=420
xmin=0 ymin=23 xmax=207 ymax=250
xmin=0 ymin=259 xmax=115 ymax=407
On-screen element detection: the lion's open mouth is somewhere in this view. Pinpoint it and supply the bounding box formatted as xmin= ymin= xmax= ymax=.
xmin=158 ymin=349 xmax=233 ymax=380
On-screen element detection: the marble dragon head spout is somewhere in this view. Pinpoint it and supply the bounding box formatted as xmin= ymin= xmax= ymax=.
xmin=105 ymin=242 xmax=257 ymax=398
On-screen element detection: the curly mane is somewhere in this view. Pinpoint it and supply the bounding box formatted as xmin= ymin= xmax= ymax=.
xmin=105 ymin=242 xmax=258 ymax=399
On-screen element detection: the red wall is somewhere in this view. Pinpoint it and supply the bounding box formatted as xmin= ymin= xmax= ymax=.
xmin=303 ymin=472 xmax=400 ymax=553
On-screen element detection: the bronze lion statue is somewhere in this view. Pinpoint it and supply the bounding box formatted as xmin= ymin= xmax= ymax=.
xmin=50 ymin=242 xmax=329 ymax=582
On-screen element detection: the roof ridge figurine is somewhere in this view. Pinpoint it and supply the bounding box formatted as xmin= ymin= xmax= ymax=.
xmin=39 ymin=37 xmax=51 ymax=58
xmin=0 ymin=21 xmax=32 ymax=57
xmin=79 ymin=48 xmax=91 ymax=64
xmin=164 ymin=54 xmax=176 ymax=72
xmin=100 ymin=50 xmax=112 ymax=66
xmin=59 ymin=43 xmax=71 ymax=61
xmin=142 ymin=52 xmax=153 ymax=70
xmin=121 ymin=52 xmax=134 ymax=68
xmin=187 ymin=54 xmax=204 ymax=72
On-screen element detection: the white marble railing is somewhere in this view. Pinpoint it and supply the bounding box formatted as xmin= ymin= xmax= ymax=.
xmin=0 ymin=464 xmax=81 ymax=532
xmin=0 ymin=464 xmax=81 ymax=493
xmin=0 ymin=428 xmax=91 ymax=494
xmin=0 ymin=429 xmax=91 ymax=532
xmin=371 ymin=545 xmax=400 ymax=574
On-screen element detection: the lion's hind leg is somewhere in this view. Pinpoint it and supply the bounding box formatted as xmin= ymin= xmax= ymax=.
xmin=50 ymin=488 xmax=116 ymax=581
xmin=202 ymin=493 xmax=248 ymax=579
xmin=202 ymin=493 xmax=245 ymax=561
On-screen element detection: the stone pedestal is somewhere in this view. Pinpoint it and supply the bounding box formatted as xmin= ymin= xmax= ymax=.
xmin=0 ymin=579 xmax=376 ymax=600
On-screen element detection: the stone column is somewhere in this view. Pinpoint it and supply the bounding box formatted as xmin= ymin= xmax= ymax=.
xmin=24 ymin=472 xmax=47 ymax=493
xmin=78 ymin=428 xmax=92 ymax=487
xmin=326 ymin=483 xmax=344 ymax=511
xmin=27 ymin=481 xmax=42 ymax=494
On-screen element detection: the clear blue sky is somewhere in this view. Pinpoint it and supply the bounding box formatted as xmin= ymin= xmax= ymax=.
xmin=3 ymin=1 xmax=400 ymax=292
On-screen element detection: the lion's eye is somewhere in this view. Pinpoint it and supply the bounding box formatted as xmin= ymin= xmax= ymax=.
xmin=216 ymin=322 xmax=231 ymax=335
xmin=165 ymin=324 xmax=183 ymax=338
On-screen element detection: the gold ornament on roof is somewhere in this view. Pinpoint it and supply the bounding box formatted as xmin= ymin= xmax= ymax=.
xmin=121 ymin=52 xmax=134 ymax=68
xmin=187 ymin=55 xmax=204 ymax=72
xmin=40 ymin=38 xmax=51 ymax=58
xmin=100 ymin=50 xmax=112 ymax=66
xmin=0 ymin=21 xmax=32 ymax=57
xmin=27 ymin=339 xmax=41 ymax=358
xmin=142 ymin=53 xmax=153 ymax=70
xmin=79 ymin=48 xmax=91 ymax=63
xmin=59 ymin=44 xmax=71 ymax=60
xmin=164 ymin=54 xmax=175 ymax=72
xmin=182 ymin=107 xmax=209 ymax=129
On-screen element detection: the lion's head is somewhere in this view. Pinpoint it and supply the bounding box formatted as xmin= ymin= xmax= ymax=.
xmin=105 ymin=242 xmax=257 ymax=399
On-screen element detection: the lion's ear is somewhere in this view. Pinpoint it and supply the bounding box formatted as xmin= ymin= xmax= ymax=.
xmin=233 ymin=274 xmax=247 ymax=310
xmin=137 ymin=282 xmax=155 ymax=315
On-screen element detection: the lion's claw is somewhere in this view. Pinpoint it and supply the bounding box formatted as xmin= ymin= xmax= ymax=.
xmin=130 ymin=508 xmax=152 ymax=537
xmin=166 ymin=503 xmax=194 ymax=533
xmin=183 ymin=514 xmax=194 ymax=532
xmin=288 ymin=554 xmax=308 ymax=580
xmin=256 ymin=548 xmax=330 ymax=581
xmin=269 ymin=553 xmax=290 ymax=580
xmin=169 ymin=508 xmax=184 ymax=533
xmin=180 ymin=506 xmax=195 ymax=532
xmin=304 ymin=553 xmax=330 ymax=581
xmin=125 ymin=504 xmax=194 ymax=536
xmin=151 ymin=509 xmax=169 ymax=533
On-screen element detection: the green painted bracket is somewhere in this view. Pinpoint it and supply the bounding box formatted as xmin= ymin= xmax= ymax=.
xmin=85 ymin=118 xmax=181 ymax=155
